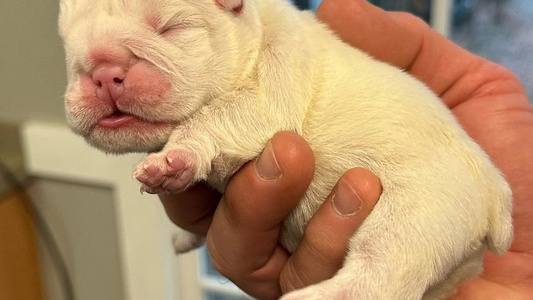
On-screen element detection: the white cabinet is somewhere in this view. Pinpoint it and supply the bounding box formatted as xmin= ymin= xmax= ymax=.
xmin=22 ymin=121 xmax=251 ymax=300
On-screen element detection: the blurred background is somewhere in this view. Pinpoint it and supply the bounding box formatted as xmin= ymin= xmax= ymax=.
xmin=0 ymin=0 xmax=531 ymax=300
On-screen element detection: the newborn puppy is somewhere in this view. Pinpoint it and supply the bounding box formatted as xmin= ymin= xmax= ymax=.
xmin=58 ymin=0 xmax=513 ymax=299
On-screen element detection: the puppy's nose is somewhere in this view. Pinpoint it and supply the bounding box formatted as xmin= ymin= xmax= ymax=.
xmin=92 ymin=64 xmax=126 ymax=102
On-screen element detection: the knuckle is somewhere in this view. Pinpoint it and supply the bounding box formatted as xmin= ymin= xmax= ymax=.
xmin=280 ymin=261 xmax=308 ymax=294
xmin=206 ymin=235 xmax=238 ymax=280
xmin=303 ymin=233 xmax=340 ymax=268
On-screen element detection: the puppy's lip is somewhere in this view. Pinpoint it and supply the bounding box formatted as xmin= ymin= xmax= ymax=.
xmin=96 ymin=110 xmax=176 ymax=129
xmin=98 ymin=111 xmax=136 ymax=128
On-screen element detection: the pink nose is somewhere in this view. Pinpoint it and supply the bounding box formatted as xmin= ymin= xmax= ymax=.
xmin=92 ymin=64 xmax=126 ymax=103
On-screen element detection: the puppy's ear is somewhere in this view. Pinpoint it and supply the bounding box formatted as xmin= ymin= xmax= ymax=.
xmin=215 ymin=0 xmax=244 ymax=13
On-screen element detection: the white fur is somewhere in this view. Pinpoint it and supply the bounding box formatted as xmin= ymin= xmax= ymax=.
xmin=59 ymin=0 xmax=513 ymax=299
xmin=172 ymin=227 xmax=205 ymax=254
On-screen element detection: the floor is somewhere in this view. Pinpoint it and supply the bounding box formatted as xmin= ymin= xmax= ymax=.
xmin=451 ymin=0 xmax=533 ymax=101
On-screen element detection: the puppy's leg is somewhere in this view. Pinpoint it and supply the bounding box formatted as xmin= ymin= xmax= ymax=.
xmin=281 ymin=186 xmax=492 ymax=300
xmin=134 ymin=87 xmax=306 ymax=194
xmin=423 ymin=246 xmax=485 ymax=300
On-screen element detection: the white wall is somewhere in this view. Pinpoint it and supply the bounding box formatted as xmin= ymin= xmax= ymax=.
xmin=0 ymin=0 xmax=67 ymax=124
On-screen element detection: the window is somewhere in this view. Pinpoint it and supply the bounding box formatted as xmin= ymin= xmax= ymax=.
xmin=451 ymin=0 xmax=533 ymax=101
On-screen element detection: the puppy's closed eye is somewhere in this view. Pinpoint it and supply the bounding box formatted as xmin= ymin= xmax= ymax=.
xmin=158 ymin=23 xmax=188 ymax=36
xmin=159 ymin=25 xmax=180 ymax=36
xmin=155 ymin=12 xmax=204 ymax=37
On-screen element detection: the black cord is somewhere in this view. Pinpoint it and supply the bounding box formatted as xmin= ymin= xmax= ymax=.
xmin=293 ymin=0 xmax=310 ymax=10
xmin=0 ymin=159 xmax=75 ymax=300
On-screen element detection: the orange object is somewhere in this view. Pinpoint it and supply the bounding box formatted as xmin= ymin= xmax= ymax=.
xmin=0 ymin=190 xmax=46 ymax=300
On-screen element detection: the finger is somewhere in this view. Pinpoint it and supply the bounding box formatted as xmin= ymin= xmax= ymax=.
xmin=316 ymin=0 xmax=492 ymax=108
xmin=206 ymin=131 xmax=315 ymax=300
xmin=317 ymin=0 xmax=424 ymax=70
xmin=159 ymin=182 xmax=220 ymax=235
xmin=280 ymin=168 xmax=382 ymax=293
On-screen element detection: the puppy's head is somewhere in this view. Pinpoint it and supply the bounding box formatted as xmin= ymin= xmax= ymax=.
xmin=59 ymin=0 xmax=261 ymax=153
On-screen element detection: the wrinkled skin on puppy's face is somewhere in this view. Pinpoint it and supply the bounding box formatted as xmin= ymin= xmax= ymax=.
xmin=59 ymin=0 xmax=260 ymax=153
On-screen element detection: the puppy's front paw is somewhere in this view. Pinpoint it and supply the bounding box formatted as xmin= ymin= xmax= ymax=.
xmin=134 ymin=148 xmax=199 ymax=194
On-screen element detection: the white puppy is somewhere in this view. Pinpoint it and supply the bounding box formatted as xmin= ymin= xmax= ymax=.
xmin=58 ymin=0 xmax=512 ymax=299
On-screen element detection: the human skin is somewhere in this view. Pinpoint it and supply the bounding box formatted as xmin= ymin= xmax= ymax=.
xmin=160 ymin=0 xmax=533 ymax=299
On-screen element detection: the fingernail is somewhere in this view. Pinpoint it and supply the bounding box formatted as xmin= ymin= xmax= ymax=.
xmin=255 ymin=140 xmax=282 ymax=181
xmin=332 ymin=178 xmax=363 ymax=217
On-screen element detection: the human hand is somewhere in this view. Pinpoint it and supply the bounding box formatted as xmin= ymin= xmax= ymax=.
xmin=316 ymin=0 xmax=533 ymax=298
xmin=160 ymin=131 xmax=382 ymax=300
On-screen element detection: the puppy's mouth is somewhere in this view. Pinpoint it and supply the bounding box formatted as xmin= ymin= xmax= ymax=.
xmin=96 ymin=109 xmax=176 ymax=130
xmin=98 ymin=110 xmax=137 ymax=128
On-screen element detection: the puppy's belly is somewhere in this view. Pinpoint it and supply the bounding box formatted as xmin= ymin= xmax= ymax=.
xmin=280 ymin=139 xmax=487 ymax=253
xmin=278 ymin=85 xmax=494 ymax=253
